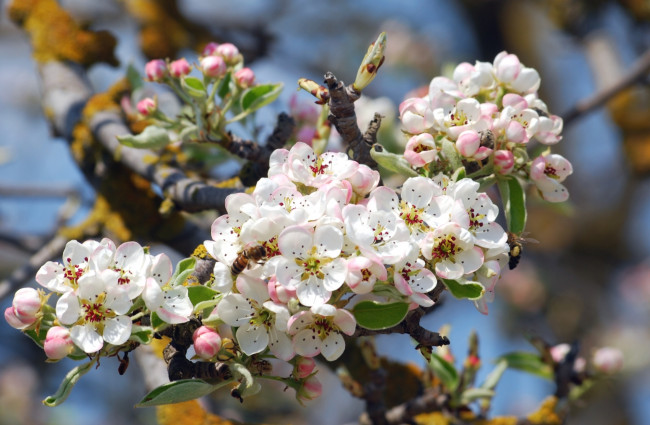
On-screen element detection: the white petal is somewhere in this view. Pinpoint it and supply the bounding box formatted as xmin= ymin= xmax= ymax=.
xmin=263 ymin=301 xmax=290 ymax=332
xmin=268 ymin=329 xmax=295 ymax=361
xmin=211 ymin=261 xmax=234 ymax=293
xmin=142 ymin=277 xmax=163 ymax=312
xmin=114 ymin=242 xmax=144 ymax=271
xmin=288 ymin=311 xmax=313 ymax=334
xmin=293 ymin=328 xmax=321 ymax=357
xmin=149 ymin=254 xmax=172 ymax=286
xmin=410 ymin=269 xmax=437 ymax=293
xmin=237 ymin=275 xmax=270 ymax=305
xmin=321 ymin=332 xmax=345 ymax=360
xmin=77 ymin=272 xmax=104 ymax=301
xmin=70 ymin=323 xmax=103 ymax=353
xmin=56 ymin=291 xmax=80 ymax=325
xmin=275 ymin=257 xmax=304 ymax=288
xmin=333 ymin=309 xmax=356 ymax=336
xmin=35 ymin=261 xmax=67 ymax=292
xmin=62 ymin=240 xmax=91 ymax=268
xmin=410 ymin=292 xmax=435 ymax=307
xmin=236 ymin=323 xmax=269 ymax=355
xmin=457 ymin=247 xmax=484 ymax=275
xmin=278 ymin=225 xmax=313 ymax=259
xmin=435 ymin=260 xmax=464 ymax=280
xmin=158 ymin=287 xmax=193 ymax=324
xmin=216 ymin=294 xmax=254 ymax=326
xmin=402 ymin=177 xmax=436 ymax=208
xmin=103 ymin=316 xmax=132 ymax=346
xmin=313 ymin=225 xmax=343 ymax=258
xmin=105 ymin=286 xmax=132 ymax=315
xmin=321 ymin=258 xmax=347 ymax=291
xmin=296 ymin=276 xmax=331 ymax=306
xmin=474 ymin=222 xmax=507 ymax=248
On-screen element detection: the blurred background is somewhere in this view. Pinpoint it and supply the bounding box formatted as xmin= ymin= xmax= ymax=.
xmin=1 ymin=0 xmax=650 ymax=424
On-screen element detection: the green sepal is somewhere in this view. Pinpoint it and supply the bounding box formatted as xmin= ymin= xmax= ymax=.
xmin=440 ymin=138 xmax=463 ymax=172
xmin=217 ymin=71 xmax=232 ymax=99
xmin=369 ymin=144 xmax=418 ymax=177
xmin=117 ymin=126 xmax=170 ymax=149
xmin=129 ymin=325 xmax=154 ymax=345
xmin=460 ymin=387 xmax=495 ymax=405
xmin=352 ymin=300 xmax=409 ymax=330
xmin=441 ymin=279 xmax=484 ymax=300
xmin=150 ymin=311 xmax=168 ymax=333
xmin=497 ymin=176 xmax=527 ymax=234
xmin=481 ymin=359 xmax=508 ymax=390
xmin=43 ymin=361 xmax=94 ymax=406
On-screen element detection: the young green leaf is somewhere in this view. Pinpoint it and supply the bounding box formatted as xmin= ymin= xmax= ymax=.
xmin=129 ymin=325 xmax=154 ymax=345
xmin=43 ymin=361 xmax=94 ymax=406
xmin=481 ymin=359 xmax=508 ymax=390
xmin=117 ymin=126 xmax=171 ymax=149
xmin=441 ymin=279 xmax=484 ymax=300
xmin=429 ymin=351 xmax=459 ymax=391
xmin=170 ymin=257 xmax=196 ymax=287
xmin=369 ymin=144 xmax=418 ymax=177
xmin=352 ymin=300 xmax=409 ymax=330
xmin=136 ymin=379 xmax=230 ymax=407
xmin=181 ymin=76 xmax=207 ymax=99
xmin=497 ymin=176 xmax=527 ymax=234
xmin=497 ymin=352 xmax=553 ymax=380
xmin=460 ymin=387 xmax=495 ymax=405
xmin=187 ymin=285 xmax=218 ymax=306
xmin=441 ymin=138 xmax=463 ymax=172
xmin=229 ymin=83 xmax=283 ymax=122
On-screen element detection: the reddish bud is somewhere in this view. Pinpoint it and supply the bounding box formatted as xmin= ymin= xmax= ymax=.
xmin=234 ymin=67 xmax=255 ymax=88
xmin=169 ymin=58 xmax=191 ymax=78
xmin=145 ymin=59 xmax=167 ymax=82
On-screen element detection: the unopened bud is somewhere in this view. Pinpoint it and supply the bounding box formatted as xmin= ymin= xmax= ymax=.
xmin=296 ymin=375 xmax=322 ymax=403
xmin=298 ymin=78 xmax=329 ymax=104
xmin=169 ymin=58 xmax=191 ymax=78
xmin=593 ymin=347 xmax=623 ymax=374
xmin=44 ymin=326 xmax=75 ymax=360
xmin=353 ymin=32 xmax=386 ymax=92
xmin=145 ymin=59 xmax=167 ymax=82
xmin=136 ymin=97 xmax=157 ymax=116
xmin=193 ymin=326 xmax=222 ymax=360
xmin=293 ymin=356 xmax=316 ymax=379
xmin=494 ymin=149 xmax=515 ymax=174
xmin=200 ymin=55 xmax=227 ymax=79
xmin=215 ymin=43 xmax=241 ymax=66
xmin=202 ymin=42 xmax=220 ymax=56
xmin=234 ymin=67 xmax=255 ymax=88
xmin=4 ymin=288 xmax=41 ymax=329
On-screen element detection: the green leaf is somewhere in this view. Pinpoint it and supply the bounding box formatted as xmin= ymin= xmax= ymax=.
xmin=441 ymin=279 xmax=484 ymax=300
xmin=230 ymin=83 xmax=283 ymax=122
xmin=451 ymin=166 xmax=466 ymax=181
xmin=352 ymin=300 xmax=409 ymax=330
xmin=460 ymin=387 xmax=495 ymax=405
xmin=170 ymin=257 xmax=196 ymax=287
xmin=497 ymin=176 xmax=527 ymax=234
xmin=150 ymin=311 xmax=168 ymax=333
xmin=441 ymin=138 xmax=462 ymax=172
xmin=43 ymin=361 xmax=94 ymax=406
xmin=117 ymin=126 xmax=170 ymax=149
xmin=428 ymin=351 xmax=459 ymax=391
xmin=129 ymin=325 xmax=154 ymax=345
xmin=136 ymin=379 xmax=230 ymax=407
xmin=369 ymin=144 xmax=418 ymax=177
xmin=481 ymin=360 xmax=508 ymax=390
xmin=497 ymin=352 xmax=553 ymax=380
xmin=126 ymin=63 xmax=143 ymax=92
xmin=181 ymin=76 xmax=207 ymax=99
xmin=188 ymin=286 xmax=218 ymax=306
xmin=217 ymin=71 xmax=232 ymax=99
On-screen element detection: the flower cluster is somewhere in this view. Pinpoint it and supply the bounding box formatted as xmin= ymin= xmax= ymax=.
xmin=6 ymin=239 xmax=192 ymax=357
xmin=400 ymin=51 xmax=572 ymax=202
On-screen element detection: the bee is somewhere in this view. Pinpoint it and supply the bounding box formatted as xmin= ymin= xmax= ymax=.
xmin=231 ymin=245 xmax=267 ymax=275
xmin=506 ymin=232 xmax=539 ymax=270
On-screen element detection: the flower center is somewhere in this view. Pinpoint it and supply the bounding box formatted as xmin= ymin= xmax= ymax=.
xmin=431 ymin=234 xmax=461 ymax=261
xmin=468 ymin=208 xmax=485 ymax=230
xmin=309 ymin=157 xmax=329 ymax=176
xmin=81 ymin=293 xmax=111 ymax=323
xmin=399 ymin=201 xmax=425 ymax=228
xmin=313 ymin=317 xmax=335 ymax=339
xmin=64 ymin=258 xmax=86 ymax=287
xmin=449 ymin=109 xmax=469 ymax=127
xmin=544 ymin=164 xmax=558 ymax=178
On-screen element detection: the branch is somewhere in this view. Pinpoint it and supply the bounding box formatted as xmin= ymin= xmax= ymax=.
xmin=562 ymin=48 xmax=650 ymax=126
xmin=325 ymin=72 xmax=378 ymax=169
xmin=352 ymin=308 xmax=450 ymax=348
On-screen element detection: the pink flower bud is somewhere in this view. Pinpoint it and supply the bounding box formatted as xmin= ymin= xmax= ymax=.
xmin=200 ymin=55 xmax=227 ymax=79
xmin=550 ymin=343 xmax=571 ymax=363
xmin=202 ymin=42 xmax=220 ymax=56
xmin=234 ymin=67 xmax=255 ymax=88
xmin=593 ymin=347 xmax=623 ymax=374
xmin=136 ymin=98 xmax=157 ymax=115
xmin=215 ymin=43 xmax=240 ymax=65
xmin=296 ymin=126 xmax=317 ymax=145
xmin=145 ymin=59 xmax=167 ymax=82
xmin=289 ymin=94 xmax=319 ymax=124
xmin=296 ymin=375 xmax=322 ymax=403
xmin=494 ymin=149 xmax=514 ymax=174
xmin=268 ymin=276 xmax=297 ymax=304
xmin=456 ymin=130 xmax=480 ymax=157
xmin=44 ymin=326 xmax=74 ymax=360
xmin=169 ymin=58 xmax=191 ymax=78
xmin=347 ymin=164 xmax=380 ymax=197
xmin=293 ymin=357 xmax=316 ymax=379
xmin=5 ymin=288 xmax=41 ymax=329
xmin=193 ymin=326 xmax=222 ymax=359
xmin=502 ymin=93 xmax=528 ymax=110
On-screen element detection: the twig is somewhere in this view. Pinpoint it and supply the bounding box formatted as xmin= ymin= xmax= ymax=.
xmin=562 ymin=48 xmax=650 ymax=126
xmin=353 ymin=308 xmax=450 ymax=347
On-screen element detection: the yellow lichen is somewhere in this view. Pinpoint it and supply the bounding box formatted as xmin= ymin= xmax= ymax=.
xmin=414 ymin=412 xmax=449 ymax=425
xmin=192 ymin=244 xmax=212 ymax=260
xmin=8 ymin=0 xmax=118 ymax=67
xmin=527 ymin=396 xmax=562 ymax=425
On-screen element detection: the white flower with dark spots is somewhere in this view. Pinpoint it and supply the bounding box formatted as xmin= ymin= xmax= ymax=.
xmin=288 ymin=304 xmax=356 ymax=361
xmin=420 ymin=222 xmax=484 ymax=280
xmin=142 ymin=253 xmax=192 ymax=324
